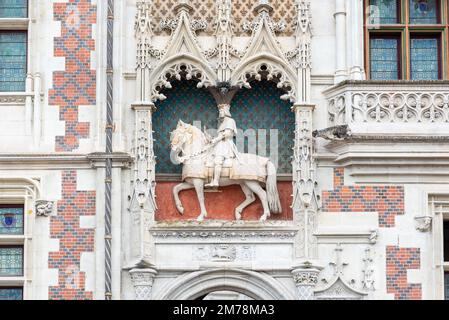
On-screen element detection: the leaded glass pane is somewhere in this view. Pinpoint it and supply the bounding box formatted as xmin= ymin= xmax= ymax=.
xmin=0 ymin=206 xmax=24 ymax=235
xmin=369 ymin=0 xmax=399 ymax=24
xmin=232 ymin=81 xmax=294 ymax=174
xmin=0 ymin=0 xmax=27 ymax=18
xmin=411 ymin=38 xmax=439 ymax=80
xmin=370 ymin=37 xmax=399 ymax=80
xmin=0 ymin=32 xmax=27 ymax=92
xmin=0 ymin=247 xmax=23 ymax=276
xmin=0 ymin=288 xmax=22 ymax=300
xmin=409 ymin=0 xmax=438 ymax=24
xmin=154 ymin=81 xmax=218 ymax=174
xmin=445 ymin=273 xmax=449 ymax=300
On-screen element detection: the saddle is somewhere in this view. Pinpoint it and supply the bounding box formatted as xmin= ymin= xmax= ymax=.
xmin=182 ymin=153 xmax=269 ymax=183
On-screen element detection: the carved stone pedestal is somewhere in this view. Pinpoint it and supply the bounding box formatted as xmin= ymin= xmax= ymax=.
xmin=130 ymin=268 xmax=157 ymax=300
xmin=291 ymin=262 xmax=322 ymax=300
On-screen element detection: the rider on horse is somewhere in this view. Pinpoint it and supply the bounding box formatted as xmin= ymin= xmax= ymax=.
xmin=205 ymin=104 xmax=241 ymax=188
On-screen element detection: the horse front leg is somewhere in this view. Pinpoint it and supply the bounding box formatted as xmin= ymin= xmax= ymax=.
xmin=192 ymin=178 xmax=208 ymax=222
xmin=173 ymin=182 xmax=194 ymax=215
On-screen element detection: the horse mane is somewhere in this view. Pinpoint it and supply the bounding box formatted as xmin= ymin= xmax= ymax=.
xmin=186 ymin=124 xmax=208 ymax=144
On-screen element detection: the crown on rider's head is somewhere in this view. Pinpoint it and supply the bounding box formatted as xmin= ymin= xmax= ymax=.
xmin=218 ymin=103 xmax=230 ymax=110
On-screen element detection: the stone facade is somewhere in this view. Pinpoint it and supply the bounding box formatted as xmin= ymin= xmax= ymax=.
xmin=0 ymin=0 xmax=448 ymax=300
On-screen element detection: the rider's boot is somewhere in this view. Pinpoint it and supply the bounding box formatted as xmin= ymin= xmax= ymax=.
xmin=205 ymin=165 xmax=222 ymax=188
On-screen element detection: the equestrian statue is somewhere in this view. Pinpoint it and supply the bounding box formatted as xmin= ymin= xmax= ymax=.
xmin=170 ymin=104 xmax=282 ymax=222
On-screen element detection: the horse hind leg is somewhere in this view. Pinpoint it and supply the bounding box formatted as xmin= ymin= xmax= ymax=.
xmin=235 ymin=183 xmax=256 ymax=221
xmin=244 ymin=180 xmax=270 ymax=222
xmin=173 ymin=182 xmax=194 ymax=215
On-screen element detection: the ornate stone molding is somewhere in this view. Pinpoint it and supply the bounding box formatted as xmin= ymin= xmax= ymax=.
xmin=292 ymin=104 xmax=320 ymax=259
xmin=314 ymin=244 xmax=368 ymax=300
xmin=362 ymin=247 xmax=375 ymax=291
xmin=130 ymin=268 xmax=157 ymax=300
xmin=35 ymin=200 xmax=55 ymax=217
xmin=325 ymin=82 xmax=449 ymax=126
xmin=291 ymin=261 xmax=323 ymax=300
xmin=128 ymin=103 xmax=158 ymax=268
xmin=152 ymin=230 xmax=297 ymax=241
xmin=415 ymin=215 xmax=433 ymax=232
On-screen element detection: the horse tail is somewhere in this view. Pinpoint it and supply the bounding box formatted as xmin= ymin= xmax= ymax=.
xmin=266 ymin=161 xmax=282 ymax=214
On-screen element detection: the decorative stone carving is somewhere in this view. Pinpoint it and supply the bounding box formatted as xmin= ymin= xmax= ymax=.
xmin=130 ymin=268 xmax=157 ymax=300
xmin=312 ymin=125 xmax=351 ymax=141
xmin=362 ymin=247 xmax=375 ymax=291
xmin=35 ymin=200 xmax=54 ymax=217
xmin=193 ymin=244 xmax=255 ymax=262
xmin=152 ymin=230 xmax=297 ymax=241
xmin=128 ymin=103 xmax=157 ymax=268
xmin=230 ymin=1 xmax=298 ymax=103
xmin=292 ymin=104 xmax=320 ymax=259
xmin=291 ymin=261 xmax=323 ymax=300
xmin=314 ymin=244 xmax=368 ymax=300
xmin=327 ymin=84 xmax=449 ymax=126
xmin=415 ymin=215 xmax=433 ymax=232
xmin=287 ymin=0 xmax=312 ymax=70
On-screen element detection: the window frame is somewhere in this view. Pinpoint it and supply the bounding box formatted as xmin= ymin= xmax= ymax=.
xmin=0 ymin=286 xmax=23 ymax=300
xmin=0 ymin=0 xmax=29 ymax=93
xmin=409 ymin=33 xmax=442 ymax=80
xmin=429 ymin=195 xmax=449 ymax=300
xmin=369 ymin=32 xmax=403 ymax=79
xmin=365 ymin=0 xmax=449 ymax=80
xmin=0 ymin=245 xmax=24 ymax=277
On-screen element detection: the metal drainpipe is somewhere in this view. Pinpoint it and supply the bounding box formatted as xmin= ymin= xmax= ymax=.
xmin=105 ymin=0 xmax=114 ymax=300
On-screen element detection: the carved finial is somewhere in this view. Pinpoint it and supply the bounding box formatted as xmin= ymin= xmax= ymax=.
xmin=255 ymin=0 xmax=273 ymax=14
xmin=174 ymin=0 xmax=193 ymax=15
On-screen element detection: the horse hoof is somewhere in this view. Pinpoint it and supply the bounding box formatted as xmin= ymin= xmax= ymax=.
xmin=197 ymin=216 xmax=204 ymax=222
xmin=259 ymin=216 xmax=267 ymax=222
xmin=235 ymin=210 xmax=242 ymax=220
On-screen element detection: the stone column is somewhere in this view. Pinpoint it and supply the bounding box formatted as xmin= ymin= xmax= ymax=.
xmin=291 ymin=263 xmax=323 ymax=300
xmin=334 ymin=0 xmax=347 ymax=83
xmin=130 ymin=268 xmax=157 ymax=300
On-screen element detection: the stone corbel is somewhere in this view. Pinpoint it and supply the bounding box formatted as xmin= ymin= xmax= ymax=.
xmin=130 ymin=267 xmax=158 ymax=300
xmin=414 ymin=215 xmax=433 ymax=232
xmin=35 ymin=200 xmax=55 ymax=217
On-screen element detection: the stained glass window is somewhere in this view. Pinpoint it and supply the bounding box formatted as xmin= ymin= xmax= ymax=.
xmin=232 ymin=81 xmax=294 ymax=174
xmin=409 ymin=0 xmax=438 ymax=24
xmin=0 ymin=246 xmax=23 ymax=276
xmin=153 ymin=81 xmax=218 ymax=174
xmin=370 ymin=37 xmax=400 ymax=80
xmin=0 ymin=32 xmax=27 ymax=92
xmin=0 ymin=287 xmax=22 ymax=300
xmin=411 ymin=37 xmax=439 ymax=80
xmin=0 ymin=0 xmax=27 ymax=18
xmin=0 ymin=205 xmax=24 ymax=235
xmin=369 ymin=0 xmax=399 ymax=24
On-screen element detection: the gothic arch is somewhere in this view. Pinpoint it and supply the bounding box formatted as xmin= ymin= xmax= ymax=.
xmin=149 ymin=54 xmax=217 ymax=102
xmin=230 ymin=53 xmax=297 ymax=103
xmin=154 ymin=268 xmax=296 ymax=300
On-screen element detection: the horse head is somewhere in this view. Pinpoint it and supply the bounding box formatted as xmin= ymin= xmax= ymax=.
xmin=170 ymin=121 xmax=206 ymax=153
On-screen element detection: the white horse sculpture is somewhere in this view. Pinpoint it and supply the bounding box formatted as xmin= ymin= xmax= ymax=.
xmin=170 ymin=120 xmax=282 ymax=222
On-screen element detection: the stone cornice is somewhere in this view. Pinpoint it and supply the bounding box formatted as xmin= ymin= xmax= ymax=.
xmin=0 ymin=152 xmax=133 ymax=169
